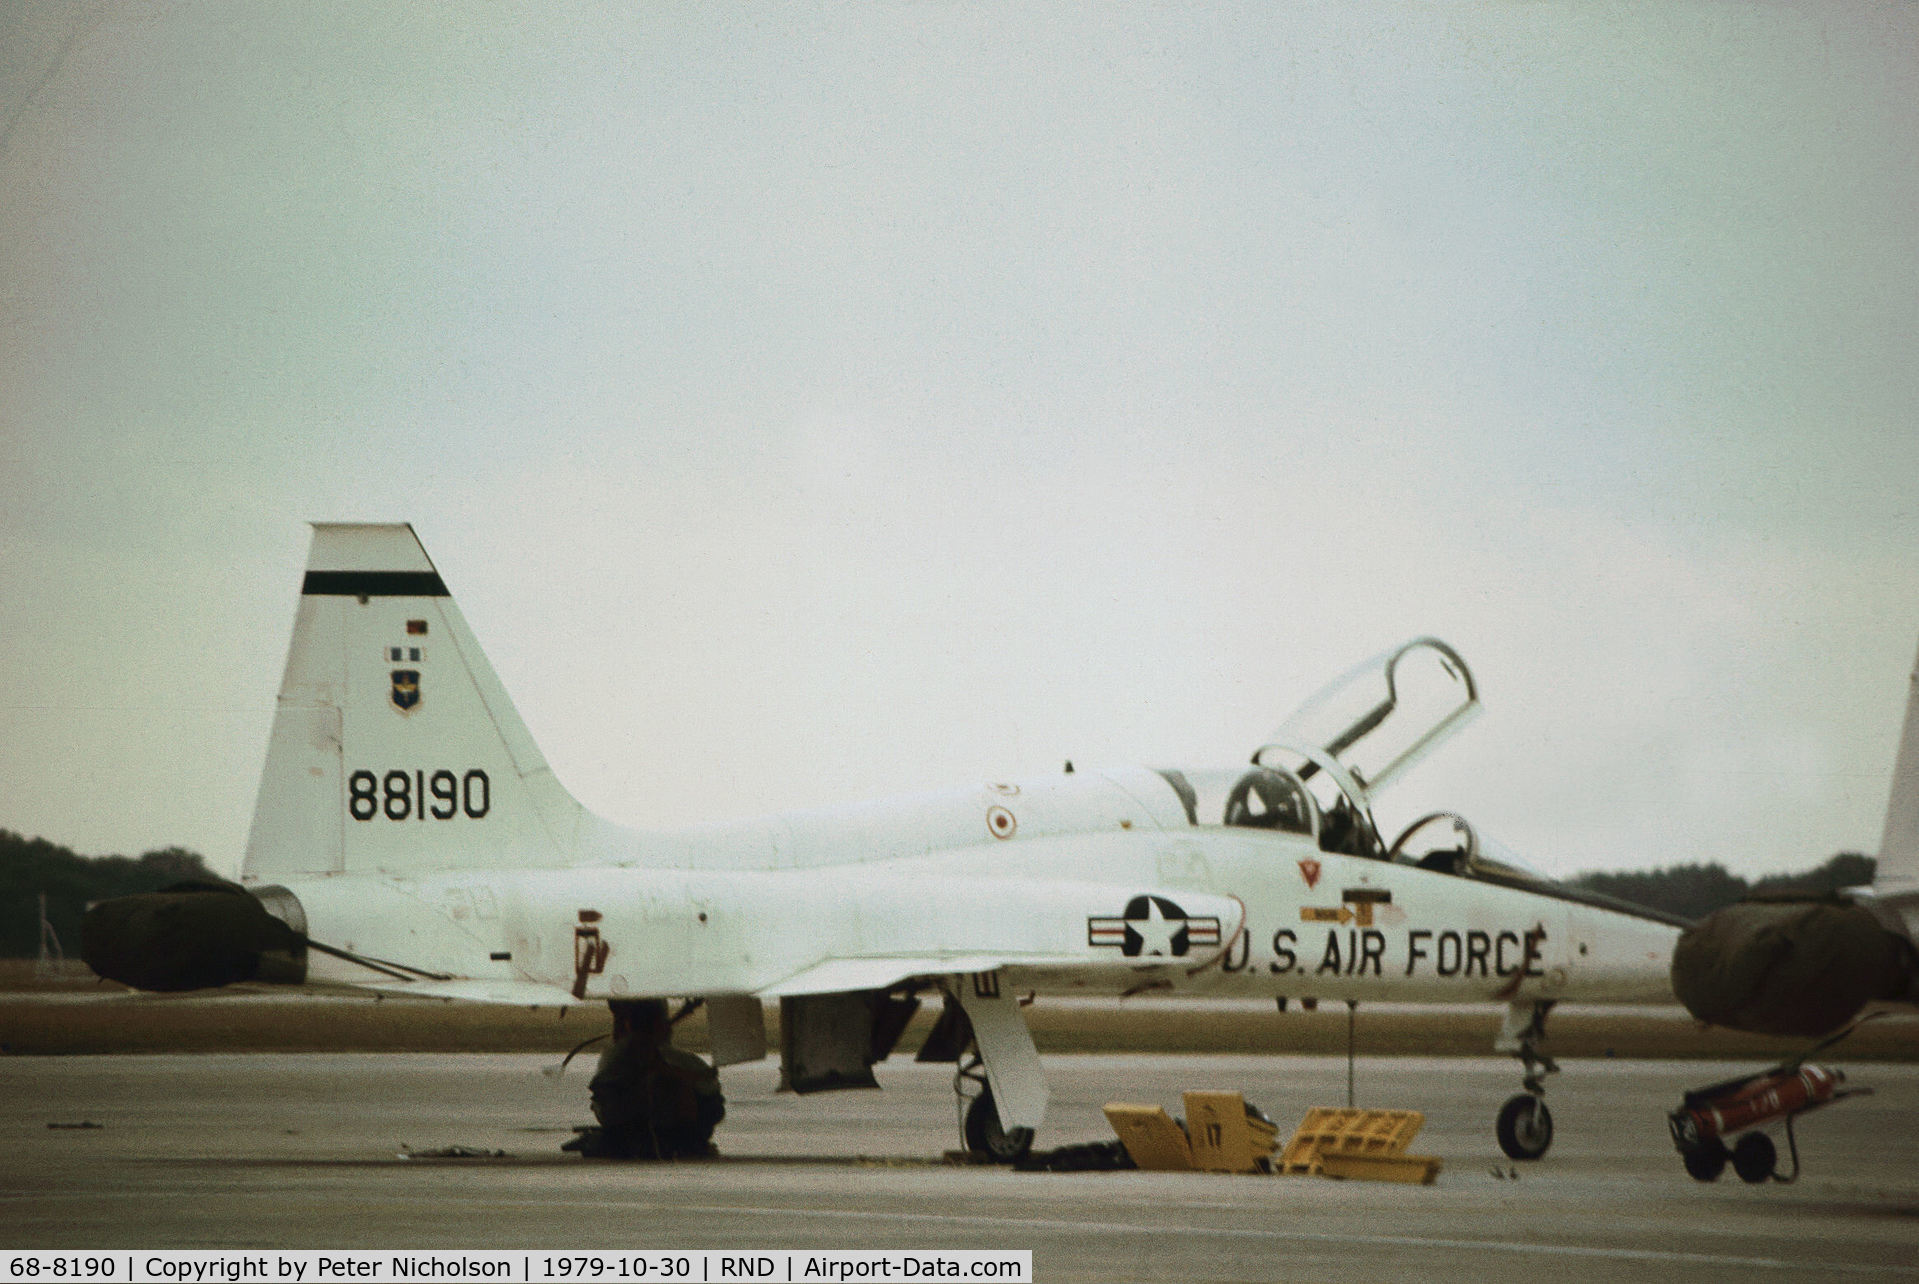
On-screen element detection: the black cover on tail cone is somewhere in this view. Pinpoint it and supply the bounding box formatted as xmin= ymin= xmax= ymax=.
xmin=81 ymin=882 xmax=303 ymax=992
xmin=1671 ymin=894 xmax=1915 ymax=1037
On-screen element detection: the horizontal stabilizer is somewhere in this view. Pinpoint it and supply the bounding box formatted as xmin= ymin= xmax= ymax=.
xmin=349 ymin=978 xmax=586 ymax=1008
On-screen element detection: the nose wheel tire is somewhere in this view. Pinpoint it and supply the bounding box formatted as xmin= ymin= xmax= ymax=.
xmin=964 ymin=1088 xmax=1035 ymax=1164
xmin=1496 ymin=1094 xmax=1554 ymax=1160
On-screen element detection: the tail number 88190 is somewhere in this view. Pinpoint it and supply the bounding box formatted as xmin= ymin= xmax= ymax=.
xmin=348 ymin=769 xmax=490 ymax=821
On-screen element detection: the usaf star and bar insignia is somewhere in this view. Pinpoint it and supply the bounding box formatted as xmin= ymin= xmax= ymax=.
xmin=1088 ymin=894 xmax=1222 ymax=959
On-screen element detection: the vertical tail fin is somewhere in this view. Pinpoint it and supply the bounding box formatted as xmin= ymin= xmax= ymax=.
xmin=242 ymin=524 xmax=585 ymax=880
xmin=1873 ymin=638 xmax=1919 ymax=901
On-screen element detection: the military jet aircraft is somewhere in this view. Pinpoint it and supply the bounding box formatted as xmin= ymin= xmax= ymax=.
xmin=1670 ymin=640 xmax=1919 ymax=1039
xmin=83 ymin=523 xmax=1682 ymax=1162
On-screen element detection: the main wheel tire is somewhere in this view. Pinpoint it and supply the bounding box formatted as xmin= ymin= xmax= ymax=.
xmin=1495 ymin=1094 xmax=1554 ymax=1160
xmin=964 ymin=1088 xmax=1035 ymax=1164
xmin=1731 ymin=1131 xmax=1776 ymax=1184
xmin=1681 ymin=1138 xmax=1729 ymax=1182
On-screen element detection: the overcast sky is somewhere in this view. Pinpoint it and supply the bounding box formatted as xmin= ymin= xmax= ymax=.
xmin=3 ymin=2 xmax=1915 ymax=882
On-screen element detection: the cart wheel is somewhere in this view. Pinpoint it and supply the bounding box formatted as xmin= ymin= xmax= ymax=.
xmin=1681 ymin=1137 xmax=1728 ymax=1182
xmin=1732 ymin=1131 xmax=1776 ymax=1184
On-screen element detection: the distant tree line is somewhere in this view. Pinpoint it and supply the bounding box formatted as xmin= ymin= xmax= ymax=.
xmin=1572 ymin=853 xmax=1877 ymax=921
xmin=0 ymin=830 xmax=218 ymax=958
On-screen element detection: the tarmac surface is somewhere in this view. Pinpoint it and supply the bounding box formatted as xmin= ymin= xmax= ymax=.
xmin=6 ymin=1051 xmax=1918 ymax=1282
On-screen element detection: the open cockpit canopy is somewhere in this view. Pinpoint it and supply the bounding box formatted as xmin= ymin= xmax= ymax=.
xmin=1253 ymin=636 xmax=1480 ymax=806
xmin=1164 ymin=638 xmax=1523 ymax=871
xmin=1156 ymin=638 xmax=1674 ymax=921
xmin=1158 ymin=640 xmax=1482 ymax=856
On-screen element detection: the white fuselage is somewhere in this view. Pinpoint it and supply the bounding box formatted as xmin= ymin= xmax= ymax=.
xmin=273 ymin=764 xmax=1678 ymax=1007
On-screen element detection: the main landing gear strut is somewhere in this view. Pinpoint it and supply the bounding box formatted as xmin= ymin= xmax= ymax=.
xmin=563 ymin=999 xmax=725 ymax=1160
xmin=957 ymin=1052 xmax=1035 ymax=1163
xmin=933 ymin=974 xmax=1048 ymax=1163
xmin=1494 ymin=1001 xmax=1557 ymax=1160
xmin=921 ymin=994 xmax=1031 ymax=1161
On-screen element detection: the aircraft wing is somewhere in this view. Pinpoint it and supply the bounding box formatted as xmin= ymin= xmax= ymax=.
xmin=756 ymin=953 xmax=1082 ymax=998
xmin=753 ymin=880 xmax=1246 ymax=998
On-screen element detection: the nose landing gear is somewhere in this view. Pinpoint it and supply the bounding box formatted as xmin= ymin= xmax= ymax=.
xmin=1494 ymin=1001 xmax=1557 ymax=1160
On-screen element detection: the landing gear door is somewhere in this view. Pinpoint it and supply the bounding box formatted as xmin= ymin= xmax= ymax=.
xmin=1254 ymin=638 xmax=1480 ymax=806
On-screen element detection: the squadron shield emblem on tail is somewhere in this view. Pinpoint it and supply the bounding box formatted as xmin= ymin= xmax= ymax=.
xmin=390 ymin=669 xmax=421 ymax=713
